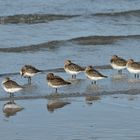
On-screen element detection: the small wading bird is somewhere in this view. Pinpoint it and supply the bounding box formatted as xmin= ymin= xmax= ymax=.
xmin=47 ymin=73 xmax=71 ymax=93
xmin=85 ymin=65 xmax=107 ymax=84
xmin=20 ymin=65 xmax=41 ymax=84
xmin=64 ymin=60 xmax=85 ymax=79
xmin=2 ymin=77 xmax=23 ymax=97
xmin=126 ymin=59 xmax=140 ymax=78
xmin=110 ymin=55 xmax=127 ymax=74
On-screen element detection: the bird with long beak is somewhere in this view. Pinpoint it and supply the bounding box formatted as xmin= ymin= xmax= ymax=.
xmin=20 ymin=65 xmax=41 ymax=84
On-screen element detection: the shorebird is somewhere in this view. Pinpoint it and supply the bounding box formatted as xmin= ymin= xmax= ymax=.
xmin=47 ymin=73 xmax=71 ymax=93
xmin=110 ymin=55 xmax=126 ymax=74
xmin=64 ymin=60 xmax=85 ymax=79
xmin=20 ymin=65 xmax=41 ymax=84
xmin=85 ymin=65 xmax=107 ymax=84
xmin=2 ymin=77 xmax=23 ymax=97
xmin=126 ymin=59 xmax=140 ymax=78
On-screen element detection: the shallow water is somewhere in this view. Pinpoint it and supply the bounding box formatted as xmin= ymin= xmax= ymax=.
xmin=1 ymin=95 xmax=140 ymax=140
xmin=1 ymin=0 xmax=140 ymax=140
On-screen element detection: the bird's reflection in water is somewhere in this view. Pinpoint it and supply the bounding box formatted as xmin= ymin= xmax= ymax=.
xmin=127 ymin=95 xmax=137 ymax=101
xmin=128 ymin=78 xmax=140 ymax=84
xmin=68 ymin=78 xmax=84 ymax=84
xmin=85 ymin=95 xmax=101 ymax=105
xmin=86 ymin=83 xmax=102 ymax=93
xmin=111 ymin=73 xmax=128 ymax=82
xmin=66 ymin=78 xmax=85 ymax=92
xmin=3 ymin=99 xmax=24 ymax=118
xmin=22 ymin=83 xmax=38 ymax=93
xmin=47 ymin=99 xmax=70 ymax=113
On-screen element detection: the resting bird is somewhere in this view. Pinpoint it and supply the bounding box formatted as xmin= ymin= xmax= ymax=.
xmin=85 ymin=65 xmax=107 ymax=84
xmin=47 ymin=73 xmax=71 ymax=93
xmin=110 ymin=55 xmax=126 ymax=74
xmin=2 ymin=77 xmax=23 ymax=97
xmin=126 ymin=59 xmax=140 ymax=78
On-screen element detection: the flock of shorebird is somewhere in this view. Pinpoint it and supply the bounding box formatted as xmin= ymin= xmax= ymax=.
xmin=1 ymin=55 xmax=140 ymax=97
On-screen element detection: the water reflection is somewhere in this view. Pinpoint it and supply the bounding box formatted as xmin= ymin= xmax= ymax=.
xmin=111 ymin=73 xmax=128 ymax=81
xmin=86 ymin=84 xmax=102 ymax=93
xmin=47 ymin=99 xmax=70 ymax=113
xmin=3 ymin=99 xmax=24 ymax=118
xmin=68 ymin=78 xmax=85 ymax=85
xmin=85 ymin=95 xmax=101 ymax=105
xmin=110 ymin=73 xmax=129 ymax=90
xmin=127 ymin=95 xmax=137 ymax=101
xmin=22 ymin=83 xmax=38 ymax=92
xmin=128 ymin=78 xmax=140 ymax=84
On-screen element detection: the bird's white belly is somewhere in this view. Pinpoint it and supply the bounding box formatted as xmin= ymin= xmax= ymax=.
xmin=65 ymin=69 xmax=80 ymax=75
xmin=3 ymin=86 xmax=22 ymax=93
xmin=87 ymin=75 xmax=104 ymax=81
xmin=24 ymin=72 xmax=36 ymax=77
xmin=48 ymin=82 xmax=64 ymax=88
xmin=127 ymin=67 xmax=140 ymax=74
xmin=111 ymin=63 xmax=126 ymax=70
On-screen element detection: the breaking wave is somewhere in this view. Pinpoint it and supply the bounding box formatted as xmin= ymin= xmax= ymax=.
xmin=0 ymin=14 xmax=79 ymax=24
xmin=0 ymin=9 xmax=140 ymax=24
xmin=0 ymin=35 xmax=139 ymax=52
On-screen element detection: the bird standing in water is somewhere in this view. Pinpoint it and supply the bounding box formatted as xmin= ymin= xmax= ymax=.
xmin=64 ymin=60 xmax=85 ymax=79
xmin=85 ymin=65 xmax=107 ymax=84
xmin=110 ymin=55 xmax=126 ymax=74
xmin=20 ymin=65 xmax=41 ymax=84
xmin=2 ymin=77 xmax=23 ymax=97
xmin=47 ymin=73 xmax=71 ymax=93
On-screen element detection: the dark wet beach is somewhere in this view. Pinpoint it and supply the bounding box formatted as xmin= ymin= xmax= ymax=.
xmin=1 ymin=0 xmax=140 ymax=140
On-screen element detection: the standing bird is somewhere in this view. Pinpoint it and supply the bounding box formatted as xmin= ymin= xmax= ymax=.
xmin=85 ymin=66 xmax=107 ymax=84
xmin=64 ymin=60 xmax=85 ymax=79
xmin=20 ymin=65 xmax=41 ymax=84
xmin=2 ymin=77 xmax=23 ymax=97
xmin=110 ymin=55 xmax=126 ymax=74
xmin=126 ymin=59 xmax=140 ymax=78
xmin=47 ymin=73 xmax=71 ymax=93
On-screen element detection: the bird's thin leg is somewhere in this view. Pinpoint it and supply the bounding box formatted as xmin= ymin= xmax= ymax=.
xmin=118 ymin=70 xmax=122 ymax=74
xmin=11 ymin=98 xmax=14 ymax=103
xmin=55 ymin=88 xmax=57 ymax=93
xmin=28 ymin=77 xmax=31 ymax=84
xmin=10 ymin=93 xmax=12 ymax=98
xmin=137 ymin=74 xmax=139 ymax=79
xmin=94 ymin=81 xmax=96 ymax=84
xmin=28 ymin=77 xmax=30 ymax=83
xmin=12 ymin=93 xmax=14 ymax=97
xmin=134 ymin=74 xmax=137 ymax=79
